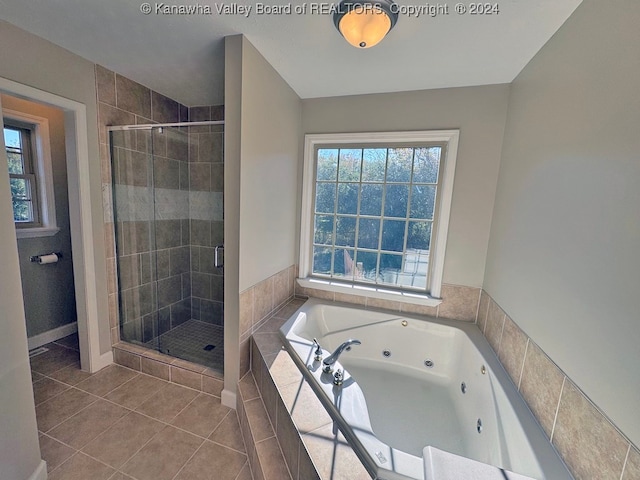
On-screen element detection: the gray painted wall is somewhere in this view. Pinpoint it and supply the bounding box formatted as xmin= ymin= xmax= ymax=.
xmin=302 ymin=84 xmax=510 ymax=288
xmin=484 ymin=0 xmax=640 ymax=446
xmin=0 ymin=94 xmax=43 ymax=480
xmin=0 ymin=20 xmax=111 ymax=356
xmin=3 ymin=94 xmax=77 ymax=339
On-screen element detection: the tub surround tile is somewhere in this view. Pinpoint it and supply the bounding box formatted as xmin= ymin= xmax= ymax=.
xmin=254 ymin=277 xmax=275 ymax=325
xmin=273 ymin=268 xmax=291 ymax=309
xmin=240 ymin=288 xmax=254 ymax=336
xmin=334 ymin=291 xmax=367 ymax=306
xmin=438 ymin=284 xmax=480 ymax=322
xmin=484 ymin=298 xmax=506 ymax=353
xmin=302 ymin=423 xmax=371 ymax=480
xmin=401 ymin=301 xmax=438 ymax=317
xmin=244 ymin=398 xmax=276 ymax=442
xmin=477 ymin=290 xmax=491 ymax=332
xmin=279 ymin=381 xmax=333 ymax=435
xmin=366 ymin=296 xmax=402 ymax=312
xmin=252 ymin=332 xmax=286 ymax=358
xmin=553 ymin=381 xmax=629 ymax=480
xmin=623 ymin=447 xmax=640 ymax=480
xmin=255 ymin=437 xmax=293 ymax=480
xmin=497 ymin=315 xmax=528 ymax=387
xmin=519 ymin=342 xmax=565 ymax=438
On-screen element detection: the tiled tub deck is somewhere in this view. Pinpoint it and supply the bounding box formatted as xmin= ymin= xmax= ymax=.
xmin=239 ymin=298 xmax=372 ymax=480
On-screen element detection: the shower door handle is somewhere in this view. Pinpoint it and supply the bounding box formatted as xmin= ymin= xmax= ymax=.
xmin=214 ymin=245 xmax=224 ymax=268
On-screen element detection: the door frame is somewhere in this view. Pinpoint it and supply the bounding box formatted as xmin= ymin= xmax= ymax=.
xmin=0 ymin=76 xmax=111 ymax=372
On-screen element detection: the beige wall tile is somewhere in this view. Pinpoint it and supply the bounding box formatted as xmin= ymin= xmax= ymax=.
xmin=115 ymin=74 xmax=151 ymax=118
xmin=254 ymin=277 xmax=274 ymax=324
xmin=477 ymin=290 xmax=490 ymax=332
xmin=256 ymin=437 xmax=293 ymax=480
xmin=334 ymin=292 xmax=366 ymax=306
xmin=240 ymin=288 xmax=254 ymax=336
xmin=302 ymin=424 xmax=370 ymax=480
xmin=245 ymin=398 xmax=275 ymax=443
xmin=279 ymin=381 xmax=332 ymax=434
xmin=484 ymin=298 xmax=505 ymax=353
xmin=273 ymin=268 xmax=291 ymax=309
xmin=238 ymin=373 xmax=260 ymax=401
xmin=296 ymin=285 xmax=334 ymax=301
xmin=519 ymin=341 xmax=564 ymax=438
xmin=95 ymin=65 xmax=116 ymax=107
xmin=438 ymin=284 xmax=480 ymax=322
xmin=553 ymin=381 xmax=628 ymax=480
xmin=276 ymin=401 xmax=300 ymax=479
xmin=497 ymin=316 xmax=528 ymax=387
xmin=623 ymin=446 xmax=640 ymax=480
xmin=366 ymin=297 xmax=401 ymax=312
xmin=240 ymin=338 xmax=251 ymax=378
xmin=401 ymin=301 xmax=438 ymax=317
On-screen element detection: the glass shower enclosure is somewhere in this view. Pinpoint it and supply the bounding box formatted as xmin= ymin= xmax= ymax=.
xmin=109 ymin=122 xmax=224 ymax=373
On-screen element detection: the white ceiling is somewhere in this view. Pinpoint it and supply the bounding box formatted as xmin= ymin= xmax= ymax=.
xmin=0 ymin=0 xmax=582 ymax=106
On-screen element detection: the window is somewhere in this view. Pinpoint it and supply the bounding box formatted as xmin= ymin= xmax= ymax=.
xmin=2 ymin=110 xmax=58 ymax=238
xmin=299 ymin=131 xmax=459 ymax=303
xmin=4 ymin=123 xmax=40 ymax=226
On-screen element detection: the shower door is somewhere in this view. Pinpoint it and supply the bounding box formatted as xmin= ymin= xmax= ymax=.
xmin=111 ymin=122 xmax=224 ymax=372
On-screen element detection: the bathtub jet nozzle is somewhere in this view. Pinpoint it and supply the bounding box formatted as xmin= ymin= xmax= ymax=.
xmin=322 ymin=339 xmax=362 ymax=373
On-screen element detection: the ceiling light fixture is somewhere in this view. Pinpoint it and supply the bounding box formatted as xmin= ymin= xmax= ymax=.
xmin=333 ymin=0 xmax=399 ymax=49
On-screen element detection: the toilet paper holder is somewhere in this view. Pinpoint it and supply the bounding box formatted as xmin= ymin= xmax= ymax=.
xmin=30 ymin=252 xmax=63 ymax=263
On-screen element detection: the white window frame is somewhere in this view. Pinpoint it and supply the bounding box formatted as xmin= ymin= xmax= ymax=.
xmin=3 ymin=109 xmax=59 ymax=238
xmin=298 ymin=130 xmax=459 ymax=306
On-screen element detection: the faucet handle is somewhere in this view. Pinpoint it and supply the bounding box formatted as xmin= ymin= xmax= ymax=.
xmin=312 ymin=338 xmax=323 ymax=362
xmin=333 ymin=369 xmax=344 ymax=386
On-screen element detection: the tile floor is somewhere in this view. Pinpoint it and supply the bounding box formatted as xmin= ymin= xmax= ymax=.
xmin=30 ymin=335 xmax=251 ymax=480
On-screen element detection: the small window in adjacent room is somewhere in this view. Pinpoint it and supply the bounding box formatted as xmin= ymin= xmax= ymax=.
xmin=299 ymin=131 xmax=459 ymax=301
xmin=3 ymin=111 xmax=58 ymax=238
xmin=4 ymin=123 xmax=41 ymax=226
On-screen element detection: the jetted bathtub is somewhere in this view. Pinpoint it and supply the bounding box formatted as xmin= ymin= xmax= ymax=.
xmin=279 ymin=298 xmax=573 ymax=480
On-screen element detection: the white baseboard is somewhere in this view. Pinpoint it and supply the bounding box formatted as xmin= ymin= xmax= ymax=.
xmin=27 ymin=322 xmax=78 ymax=350
xmin=90 ymin=350 xmax=114 ymax=373
xmin=27 ymin=459 xmax=47 ymax=480
xmin=221 ymin=388 xmax=237 ymax=409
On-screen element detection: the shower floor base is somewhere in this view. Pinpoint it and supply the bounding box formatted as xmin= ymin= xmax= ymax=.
xmin=146 ymin=319 xmax=224 ymax=372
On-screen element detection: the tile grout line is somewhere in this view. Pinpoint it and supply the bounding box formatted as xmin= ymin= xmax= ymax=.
xmin=550 ymin=376 xmax=566 ymax=443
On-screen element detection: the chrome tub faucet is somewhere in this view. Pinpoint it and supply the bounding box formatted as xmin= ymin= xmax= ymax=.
xmin=322 ymin=339 xmax=361 ymax=373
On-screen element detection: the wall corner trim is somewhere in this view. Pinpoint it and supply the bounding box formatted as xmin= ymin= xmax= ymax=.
xmin=221 ymin=388 xmax=237 ymax=409
xmin=26 ymin=460 xmax=47 ymax=480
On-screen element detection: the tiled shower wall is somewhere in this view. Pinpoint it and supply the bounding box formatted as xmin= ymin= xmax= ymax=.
xmin=97 ymin=64 xmax=224 ymax=347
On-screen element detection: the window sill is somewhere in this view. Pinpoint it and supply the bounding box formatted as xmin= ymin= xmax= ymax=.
xmin=297 ymin=277 xmax=442 ymax=307
xmin=16 ymin=226 xmax=60 ymax=239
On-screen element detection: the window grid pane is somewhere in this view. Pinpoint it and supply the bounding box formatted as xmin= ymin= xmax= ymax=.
xmin=4 ymin=125 xmax=40 ymax=225
xmin=312 ymin=144 xmax=442 ymax=290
